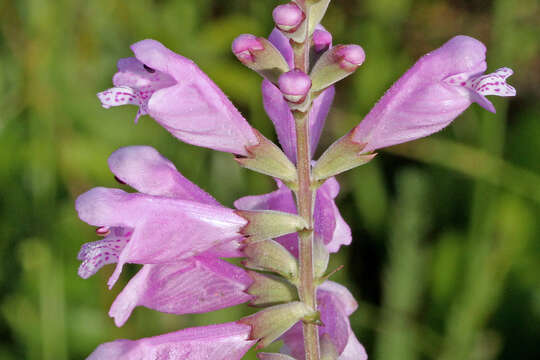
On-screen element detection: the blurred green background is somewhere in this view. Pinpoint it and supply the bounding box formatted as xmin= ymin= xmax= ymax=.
xmin=0 ymin=0 xmax=538 ymax=359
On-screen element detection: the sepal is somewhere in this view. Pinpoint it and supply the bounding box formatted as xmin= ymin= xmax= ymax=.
xmin=232 ymin=35 xmax=290 ymax=83
xmin=243 ymin=240 xmax=299 ymax=281
xmin=313 ymin=132 xmax=377 ymax=181
xmin=313 ymin=234 xmax=330 ymax=279
xmin=310 ymin=45 xmax=365 ymax=91
xmin=321 ymin=334 xmax=340 ymax=360
xmin=258 ymin=353 xmax=297 ymax=360
xmin=247 ymin=271 xmax=298 ymax=307
xmin=235 ymin=130 xmax=298 ymax=184
xmin=305 ymin=0 xmax=331 ymax=35
xmin=237 ymin=210 xmax=307 ymax=244
xmin=239 ymin=302 xmax=314 ymax=348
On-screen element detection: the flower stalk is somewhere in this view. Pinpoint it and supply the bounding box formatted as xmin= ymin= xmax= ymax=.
xmin=292 ymin=6 xmax=320 ymax=355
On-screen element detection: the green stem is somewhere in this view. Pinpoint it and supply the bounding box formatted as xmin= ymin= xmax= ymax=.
xmin=293 ymin=27 xmax=320 ymax=358
xmin=294 ymin=109 xmax=319 ymax=360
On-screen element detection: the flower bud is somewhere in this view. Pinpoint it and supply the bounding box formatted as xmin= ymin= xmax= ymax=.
xmin=232 ymin=34 xmax=265 ymax=63
xmin=312 ymin=29 xmax=332 ymax=52
xmin=239 ymin=302 xmax=314 ymax=348
xmin=243 ymin=240 xmax=299 ymax=281
xmin=310 ymin=44 xmax=366 ymax=91
xmin=278 ymin=69 xmax=312 ymax=104
xmin=247 ymin=271 xmax=298 ymax=307
xmin=236 ymin=209 xmax=308 ymax=244
xmin=232 ymin=34 xmax=290 ymax=83
xmin=273 ymin=3 xmax=305 ymax=33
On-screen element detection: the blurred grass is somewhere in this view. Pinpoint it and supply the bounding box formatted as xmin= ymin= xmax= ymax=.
xmin=1 ymin=0 xmax=539 ymax=359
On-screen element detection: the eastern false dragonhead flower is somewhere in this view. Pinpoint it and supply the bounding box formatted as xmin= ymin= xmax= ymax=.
xmin=80 ymin=1 xmax=515 ymax=359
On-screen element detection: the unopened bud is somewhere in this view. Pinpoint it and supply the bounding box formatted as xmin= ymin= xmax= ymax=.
xmin=334 ymin=44 xmax=366 ymax=71
xmin=310 ymin=44 xmax=366 ymax=91
xmin=278 ymin=69 xmax=312 ymax=104
xmin=243 ymin=240 xmax=299 ymax=281
xmin=232 ymin=34 xmax=265 ymax=63
xmin=247 ymin=271 xmax=298 ymax=307
xmin=239 ymin=302 xmax=314 ymax=348
xmin=232 ymin=34 xmax=290 ymax=83
xmin=273 ymin=3 xmax=305 ymax=33
xmin=312 ymin=29 xmax=332 ymax=52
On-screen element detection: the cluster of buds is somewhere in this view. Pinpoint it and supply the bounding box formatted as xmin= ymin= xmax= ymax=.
xmin=81 ymin=0 xmax=515 ymax=359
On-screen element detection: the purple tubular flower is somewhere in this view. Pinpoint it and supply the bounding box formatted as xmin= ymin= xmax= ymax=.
xmin=280 ymin=281 xmax=367 ymax=360
xmin=98 ymin=39 xmax=259 ymax=156
xmin=76 ymin=146 xmax=247 ymax=289
xmin=352 ymin=35 xmax=516 ymax=152
xmin=87 ymin=322 xmax=255 ymax=360
xmin=234 ymin=177 xmax=351 ymax=256
xmin=109 ymin=255 xmax=252 ymax=327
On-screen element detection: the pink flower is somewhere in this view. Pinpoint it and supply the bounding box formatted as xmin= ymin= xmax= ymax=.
xmin=280 ymin=281 xmax=367 ymax=360
xmin=235 ymin=177 xmax=351 ymax=256
xmin=87 ymin=322 xmax=255 ymax=360
xmin=76 ymin=146 xmax=247 ymax=289
xmin=98 ymin=40 xmax=259 ymax=156
xmin=351 ymin=35 xmax=516 ymax=152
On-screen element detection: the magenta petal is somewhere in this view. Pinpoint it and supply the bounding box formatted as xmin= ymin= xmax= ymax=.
xmin=76 ymin=188 xmax=246 ymax=287
xmin=262 ymin=79 xmax=296 ymax=161
xmin=108 ymin=146 xmax=219 ymax=205
xmin=352 ymin=35 xmax=488 ymax=152
xmin=109 ymin=255 xmax=252 ymax=327
xmin=315 ymin=178 xmax=352 ymax=253
xmin=268 ymin=28 xmax=294 ymax=68
xmin=86 ymin=322 xmax=255 ymax=360
xmin=310 ymin=86 xmax=335 ymax=157
xmin=128 ymin=40 xmax=258 ymax=156
xmin=262 ymin=80 xmax=335 ymax=162
xmin=339 ymin=331 xmax=368 ymax=360
xmin=77 ymin=227 xmax=132 ymax=279
xmin=318 ymin=281 xmax=358 ymax=316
